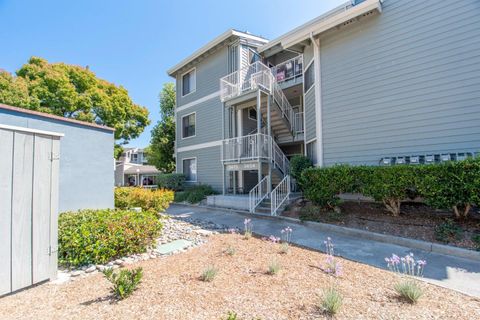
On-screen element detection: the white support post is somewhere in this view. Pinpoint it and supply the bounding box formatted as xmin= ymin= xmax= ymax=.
xmin=312 ymin=35 xmax=324 ymax=167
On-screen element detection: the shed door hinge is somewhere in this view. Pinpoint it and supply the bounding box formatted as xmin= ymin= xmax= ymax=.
xmin=49 ymin=152 xmax=60 ymax=161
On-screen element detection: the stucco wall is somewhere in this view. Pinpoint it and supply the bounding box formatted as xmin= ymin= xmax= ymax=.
xmin=0 ymin=107 xmax=114 ymax=212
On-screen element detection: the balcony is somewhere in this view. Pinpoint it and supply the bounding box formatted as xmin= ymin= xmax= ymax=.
xmin=221 ymin=133 xmax=289 ymax=175
xmin=271 ymin=55 xmax=303 ymax=84
xmin=220 ymin=61 xmax=274 ymax=102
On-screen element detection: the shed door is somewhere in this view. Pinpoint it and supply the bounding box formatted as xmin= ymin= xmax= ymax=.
xmin=0 ymin=128 xmax=60 ymax=295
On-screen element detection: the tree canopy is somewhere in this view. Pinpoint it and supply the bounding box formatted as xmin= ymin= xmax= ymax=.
xmin=146 ymin=83 xmax=176 ymax=173
xmin=0 ymin=57 xmax=150 ymax=145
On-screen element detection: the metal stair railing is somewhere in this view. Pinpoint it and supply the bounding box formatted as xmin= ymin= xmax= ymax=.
xmin=249 ymin=175 xmax=270 ymax=213
xmin=271 ymin=175 xmax=291 ymax=216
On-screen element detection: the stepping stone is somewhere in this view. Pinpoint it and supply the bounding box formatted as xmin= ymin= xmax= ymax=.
xmin=156 ymin=239 xmax=192 ymax=255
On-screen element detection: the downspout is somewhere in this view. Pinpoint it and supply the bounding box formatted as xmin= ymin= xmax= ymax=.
xmin=310 ymin=32 xmax=324 ymax=167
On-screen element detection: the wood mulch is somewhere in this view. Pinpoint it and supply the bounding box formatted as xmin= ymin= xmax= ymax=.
xmin=0 ymin=234 xmax=479 ymax=319
xmin=283 ymin=200 xmax=480 ymax=251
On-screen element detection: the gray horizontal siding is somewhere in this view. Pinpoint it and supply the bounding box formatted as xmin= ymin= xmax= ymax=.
xmin=176 ymin=146 xmax=223 ymax=191
xmin=303 ymin=44 xmax=314 ymax=66
xmin=176 ymin=96 xmax=223 ymax=148
xmin=319 ymin=0 xmax=480 ymax=166
xmin=176 ymin=46 xmax=228 ymax=107
xmin=304 ymin=89 xmax=316 ymax=142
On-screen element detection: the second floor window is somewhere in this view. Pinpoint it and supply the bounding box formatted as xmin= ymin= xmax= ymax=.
xmin=182 ymin=68 xmax=196 ymax=96
xmin=182 ymin=113 xmax=196 ymax=138
xmin=304 ymin=61 xmax=315 ymax=93
xmin=130 ymin=153 xmax=138 ymax=163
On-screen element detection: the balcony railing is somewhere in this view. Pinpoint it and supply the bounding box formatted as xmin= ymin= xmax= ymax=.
xmin=294 ymin=112 xmax=304 ymax=133
xmin=220 ymin=61 xmax=274 ymax=102
xmin=221 ymin=133 xmax=290 ymax=175
xmin=271 ymin=55 xmax=303 ymax=83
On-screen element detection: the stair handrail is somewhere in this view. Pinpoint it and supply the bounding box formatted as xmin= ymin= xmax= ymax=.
xmin=271 ymin=175 xmax=291 ymax=216
xmin=270 ymin=137 xmax=290 ymax=175
xmin=249 ymin=174 xmax=270 ymax=213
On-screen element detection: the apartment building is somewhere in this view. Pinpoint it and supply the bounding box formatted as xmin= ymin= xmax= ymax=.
xmin=168 ymin=0 xmax=480 ymax=213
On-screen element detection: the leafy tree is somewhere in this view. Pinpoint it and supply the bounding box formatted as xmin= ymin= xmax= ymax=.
xmin=0 ymin=57 xmax=150 ymax=147
xmin=146 ymin=83 xmax=176 ymax=172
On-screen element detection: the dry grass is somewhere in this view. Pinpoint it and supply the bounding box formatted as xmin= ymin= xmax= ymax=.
xmin=0 ymin=234 xmax=479 ymax=320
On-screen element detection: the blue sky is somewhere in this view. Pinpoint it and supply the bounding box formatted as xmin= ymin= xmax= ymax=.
xmin=0 ymin=0 xmax=345 ymax=147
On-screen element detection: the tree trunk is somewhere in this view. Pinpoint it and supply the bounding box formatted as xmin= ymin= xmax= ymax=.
xmin=384 ymin=199 xmax=401 ymax=216
xmin=452 ymin=204 xmax=471 ymax=219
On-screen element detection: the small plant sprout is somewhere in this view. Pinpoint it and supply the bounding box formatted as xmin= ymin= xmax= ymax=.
xmin=385 ymin=253 xmax=427 ymax=303
xmin=320 ymin=287 xmax=343 ymax=315
xmin=102 ymin=267 xmax=143 ymax=300
xmin=320 ymin=237 xmax=343 ymax=277
xmin=267 ymin=260 xmax=281 ymax=275
xmin=244 ymin=218 xmax=253 ymax=239
xmin=280 ymin=242 xmax=290 ymax=254
xmin=224 ymin=245 xmax=236 ymax=256
xmin=200 ymin=266 xmax=218 ymax=282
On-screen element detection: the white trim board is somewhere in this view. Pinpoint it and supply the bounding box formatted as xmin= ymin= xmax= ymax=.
xmin=176 ymin=140 xmax=222 ymax=153
xmin=175 ymin=91 xmax=220 ymax=113
xmin=0 ymin=124 xmax=64 ymax=137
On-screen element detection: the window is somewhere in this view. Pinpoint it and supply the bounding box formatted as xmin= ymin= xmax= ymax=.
xmin=130 ymin=153 xmax=138 ymax=163
xmin=304 ymin=61 xmax=315 ymax=93
xmin=249 ymin=49 xmax=261 ymax=64
xmin=183 ymin=158 xmax=197 ymax=182
xmin=182 ymin=112 xmax=196 ymax=138
xmin=306 ymin=140 xmax=317 ymax=164
xmin=182 ymin=68 xmax=196 ymax=96
xmin=248 ymin=107 xmax=257 ymax=121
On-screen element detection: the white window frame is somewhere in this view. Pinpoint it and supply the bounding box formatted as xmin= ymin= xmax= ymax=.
xmin=303 ymin=59 xmax=315 ymax=95
xmin=181 ymin=111 xmax=196 ymax=139
xmin=182 ymin=157 xmax=197 ymax=182
xmin=181 ymin=67 xmax=196 ymax=97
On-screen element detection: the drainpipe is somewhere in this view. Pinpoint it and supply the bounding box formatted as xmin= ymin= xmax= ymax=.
xmin=310 ymin=32 xmax=324 ymax=167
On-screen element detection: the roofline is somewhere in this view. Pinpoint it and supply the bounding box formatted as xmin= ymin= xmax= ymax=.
xmin=259 ymin=0 xmax=382 ymax=54
xmin=167 ymin=29 xmax=269 ymax=77
xmin=0 ymin=103 xmax=115 ymax=132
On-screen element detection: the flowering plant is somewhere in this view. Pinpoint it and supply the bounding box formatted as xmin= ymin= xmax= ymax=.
xmin=385 ymin=253 xmax=426 ymax=277
xmin=280 ymin=226 xmax=293 ymax=243
xmin=320 ymin=237 xmax=342 ymax=277
xmin=244 ymin=218 xmax=253 ymax=238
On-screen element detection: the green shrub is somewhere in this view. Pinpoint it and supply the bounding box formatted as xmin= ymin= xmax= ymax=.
xmin=300 ymin=165 xmax=355 ymax=210
xmin=223 ymin=312 xmax=239 ymax=320
xmin=360 ymin=165 xmax=416 ymax=216
xmin=103 ymin=267 xmax=143 ymax=300
xmin=114 ymin=187 xmax=174 ymax=212
xmin=58 ymin=209 xmax=162 ymax=268
xmin=472 ymin=234 xmax=480 ymax=251
xmin=394 ymin=280 xmax=423 ymax=304
xmin=320 ymin=287 xmax=343 ymax=315
xmin=299 ymin=205 xmax=344 ymax=222
xmin=174 ymin=184 xmax=217 ymax=203
xmin=200 ymin=266 xmax=218 ymax=282
xmin=157 ymin=173 xmax=186 ymax=191
xmin=290 ymin=155 xmax=312 ymax=182
xmin=434 ymin=219 xmax=463 ymax=243
xmin=416 ymin=158 xmax=480 ymax=219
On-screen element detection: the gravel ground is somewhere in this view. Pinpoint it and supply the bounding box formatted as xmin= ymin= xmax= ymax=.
xmin=0 ymin=224 xmax=479 ymax=319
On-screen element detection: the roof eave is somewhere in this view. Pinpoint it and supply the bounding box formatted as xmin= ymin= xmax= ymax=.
xmin=259 ymin=0 xmax=382 ymax=55
xmin=167 ymin=29 xmax=268 ymax=77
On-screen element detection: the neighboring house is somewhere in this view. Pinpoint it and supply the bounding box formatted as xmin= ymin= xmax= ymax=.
xmin=167 ymin=0 xmax=480 ymax=213
xmin=115 ymin=148 xmax=160 ymax=187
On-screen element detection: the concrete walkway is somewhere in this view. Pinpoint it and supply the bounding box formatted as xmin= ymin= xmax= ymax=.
xmin=166 ymin=204 xmax=480 ymax=297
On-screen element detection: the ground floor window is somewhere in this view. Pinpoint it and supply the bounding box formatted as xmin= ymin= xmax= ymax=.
xmin=127 ymin=175 xmax=137 ymax=186
xmin=142 ymin=175 xmax=157 ymax=186
xmin=183 ymin=158 xmax=197 ymax=182
xmin=306 ymin=140 xmax=317 ymax=164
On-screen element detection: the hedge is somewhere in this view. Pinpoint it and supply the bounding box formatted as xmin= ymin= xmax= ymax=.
xmin=174 ymin=184 xmax=217 ymax=204
xmin=300 ymin=158 xmax=480 ymax=218
xmin=114 ymin=187 xmax=174 ymax=212
xmin=157 ymin=173 xmax=186 ymax=191
xmin=58 ymin=209 xmax=162 ymax=268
